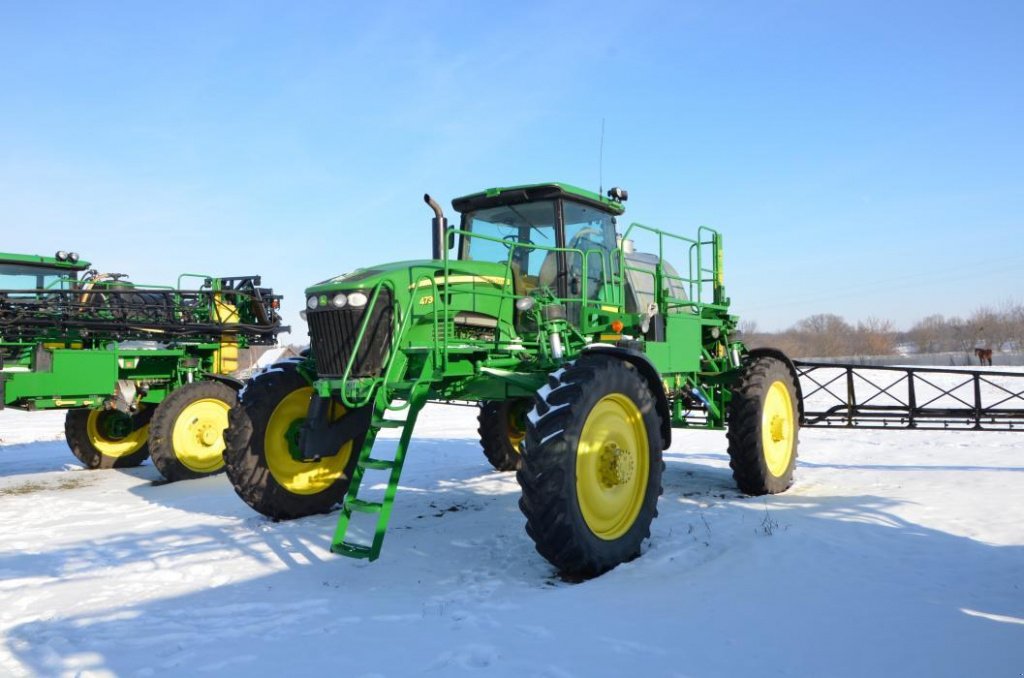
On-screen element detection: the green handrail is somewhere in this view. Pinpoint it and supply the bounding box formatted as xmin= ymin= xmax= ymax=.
xmin=620 ymin=221 xmax=723 ymax=314
xmin=336 ymin=280 xmax=396 ymax=410
xmin=442 ymin=225 xmax=617 ymax=330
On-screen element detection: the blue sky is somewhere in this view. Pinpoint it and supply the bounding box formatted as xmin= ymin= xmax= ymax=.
xmin=1 ymin=1 xmax=1021 ymax=337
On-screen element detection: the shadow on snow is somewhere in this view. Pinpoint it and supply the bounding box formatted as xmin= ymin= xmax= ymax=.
xmin=3 ymin=447 xmax=1023 ymax=676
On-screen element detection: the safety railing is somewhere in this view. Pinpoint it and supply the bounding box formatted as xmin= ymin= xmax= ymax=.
xmin=441 ymin=226 xmax=610 ymax=330
xmin=619 ymin=222 xmax=724 ymax=315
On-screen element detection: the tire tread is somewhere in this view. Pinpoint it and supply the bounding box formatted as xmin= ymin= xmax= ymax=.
xmin=725 ymin=356 xmax=800 ymax=495
xmin=516 ymin=355 xmax=664 ymax=577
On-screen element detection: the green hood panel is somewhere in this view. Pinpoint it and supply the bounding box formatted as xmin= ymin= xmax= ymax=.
xmin=306 ymin=260 xmax=511 ymax=296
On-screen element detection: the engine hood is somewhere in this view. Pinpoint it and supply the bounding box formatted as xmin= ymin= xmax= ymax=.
xmin=305 ymin=259 xmax=511 ymax=297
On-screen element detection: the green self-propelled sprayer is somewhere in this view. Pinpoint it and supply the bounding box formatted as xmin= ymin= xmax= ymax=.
xmin=0 ymin=251 xmax=285 ymax=481
xmin=223 ymin=183 xmax=801 ymax=576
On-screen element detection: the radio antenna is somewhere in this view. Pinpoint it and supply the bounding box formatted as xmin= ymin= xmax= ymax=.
xmin=598 ymin=118 xmax=606 ymax=197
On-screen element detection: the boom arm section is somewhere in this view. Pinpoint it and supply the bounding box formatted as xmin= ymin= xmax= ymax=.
xmin=0 ymin=274 xmax=286 ymax=346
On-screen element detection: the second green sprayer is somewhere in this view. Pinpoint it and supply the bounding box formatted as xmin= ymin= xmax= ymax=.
xmin=0 ymin=253 xmax=284 ymax=481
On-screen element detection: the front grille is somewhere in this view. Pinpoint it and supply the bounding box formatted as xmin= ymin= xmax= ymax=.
xmin=307 ymin=289 xmax=392 ymax=378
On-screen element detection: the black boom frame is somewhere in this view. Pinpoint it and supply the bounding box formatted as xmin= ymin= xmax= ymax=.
xmin=794 ymin=361 xmax=1024 ymax=431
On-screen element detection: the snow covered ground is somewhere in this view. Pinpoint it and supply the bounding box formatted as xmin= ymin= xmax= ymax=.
xmin=1 ymin=404 xmax=1022 ymax=677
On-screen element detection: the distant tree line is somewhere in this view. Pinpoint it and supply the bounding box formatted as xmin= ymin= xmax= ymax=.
xmin=740 ymin=301 xmax=1024 ymax=359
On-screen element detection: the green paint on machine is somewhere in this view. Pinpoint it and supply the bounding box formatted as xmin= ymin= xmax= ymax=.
xmin=1 ymin=253 xmax=287 ymax=480
xmin=223 ymin=182 xmax=801 ymax=578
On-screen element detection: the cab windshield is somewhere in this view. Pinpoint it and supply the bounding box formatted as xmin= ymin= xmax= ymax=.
xmin=460 ymin=201 xmax=557 ymax=279
xmin=0 ymin=264 xmax=74 ymax=293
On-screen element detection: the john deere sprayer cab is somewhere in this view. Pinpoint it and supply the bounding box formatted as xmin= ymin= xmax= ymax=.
xmin=0 ymin=251 xmax=285 ymax=481
xmin=224 ymin=183 xmax=800 ymax=576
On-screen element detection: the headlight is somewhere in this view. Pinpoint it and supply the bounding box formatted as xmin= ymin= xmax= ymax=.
xmin=331 ymin=293 xmax=348 ymax=308
xmin=306 ymin=296 xmax=319 ymax=310
xmin=299 ymin=310 xmax=307 ymax=320
xmin=515 ymin=296 xmax=535 ymax=311
xmin=347 ymin=291 xmax=368 ymax=308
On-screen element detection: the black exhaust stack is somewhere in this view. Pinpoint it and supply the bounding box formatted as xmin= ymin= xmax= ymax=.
xmin=424 ymin=193 xmax=448 ymax=260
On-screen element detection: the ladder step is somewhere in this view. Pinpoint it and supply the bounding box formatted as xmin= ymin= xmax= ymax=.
xmin=360 ymin=457 xmax=395 ymax=470
xmin=331 ymin=373 xmax=432 ymax=565
xmin=373 ymin=419 xmax=407 ymax=429
xmin=331 ymin=541 xmax=374 ymax=559
xmin=346 ymin=498 xmax=384 ymax=514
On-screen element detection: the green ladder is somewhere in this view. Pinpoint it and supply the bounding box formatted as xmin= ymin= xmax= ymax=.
xmin=330 ymin=381 xmax=430 ymax=560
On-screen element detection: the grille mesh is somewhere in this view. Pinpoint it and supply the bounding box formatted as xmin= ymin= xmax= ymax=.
xmin=307 ymin=289 xmax=392 ymax=378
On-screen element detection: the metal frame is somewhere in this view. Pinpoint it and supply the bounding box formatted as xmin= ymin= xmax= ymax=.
xmin=0 ymin=278 xmax=282 ymax=344
xmin=795 ymin=361 xmax=1024 ymax=431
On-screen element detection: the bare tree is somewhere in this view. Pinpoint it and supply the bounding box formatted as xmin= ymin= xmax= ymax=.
xmin=739 ymin=300 xmax=1023 ymax=361
xmin=795 ymin=313 xmax=853 ymax=357
xmin=1005 ymin=300 xmax=1024 ymax=352
xmin=967 ymin=306 xmax=1005 ymax=351
xmin=908 ymin=314 xmax=947 ymax=353
xmin=852 ymin=317 xmax=895 ymax=356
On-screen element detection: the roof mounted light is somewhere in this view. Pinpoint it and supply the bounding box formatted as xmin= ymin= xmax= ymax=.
xmin=607 ymin=187 xmax=628 ymax=202
xmin=56 ymin=250 xmax=69 ymax=261
xmin=68 ymin=252 xmax=80 ymax=263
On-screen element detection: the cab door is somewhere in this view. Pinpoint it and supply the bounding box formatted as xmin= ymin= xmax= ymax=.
xmin=560 ymin=201 xmax=617 ymax=330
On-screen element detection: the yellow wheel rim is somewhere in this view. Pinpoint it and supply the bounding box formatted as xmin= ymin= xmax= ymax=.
xmin=86 ymin=409 xmax=149 ymax=458
xmin=762 ymin=381 xmax=795 ymax=477
xmin=171 ymin=398 xmax=230 ymax=473
xmin=575 ymin=393 xmax=649 ymax=541
xmin=265 ymin=386 xmax=353 ymax=495
xmin=508 ymin=409 xmax=525 ymax=452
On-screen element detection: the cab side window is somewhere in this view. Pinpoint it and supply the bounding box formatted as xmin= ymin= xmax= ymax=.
xmin=562 ymin=202 xmax=615 ymax=302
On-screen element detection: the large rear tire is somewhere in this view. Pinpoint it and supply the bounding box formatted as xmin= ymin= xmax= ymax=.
xmin=65 ymin=407 xmax=152 ymax=469
xmin=223 ymin=363 xmax=362 ymax=520
xmin=517 ymin=355 xmax=664 ymax=577
xmin=477 ymin=399 xmax=529 ymax=472
xmin=148 ymin=381 xmax=237 ymax=482
xmin=726 ymin=355 xmax=800 ymax=495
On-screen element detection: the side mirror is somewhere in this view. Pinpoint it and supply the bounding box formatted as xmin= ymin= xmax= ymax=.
xmin=448 ymin=231 xmax=455 ymax=250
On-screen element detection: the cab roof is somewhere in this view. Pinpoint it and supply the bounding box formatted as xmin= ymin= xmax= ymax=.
xmin=0 ymin=252 xmax=91 ymax=270
xmin=451 ymin=182 xmax=626 ymax=216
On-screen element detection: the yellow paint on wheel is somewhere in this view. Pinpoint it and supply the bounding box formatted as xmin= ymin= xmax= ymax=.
xmin=86 ymin=409 xmax=149 ymax=458
xmin=172 ymin=398 xmax=231 ymax=473
xmin=507 ymin=410 xmax=525 ymax=453
xmin=762 ymin=381 xmax=795 ymax=477
xmin=575 ymin=394 xmax=649 ymax=540
xmin=264 ymin=386 xmax=353 ymax=495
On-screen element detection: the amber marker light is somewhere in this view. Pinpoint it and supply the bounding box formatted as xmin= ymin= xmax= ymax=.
xmin=611 ymin=320 xmax=624 ymax=333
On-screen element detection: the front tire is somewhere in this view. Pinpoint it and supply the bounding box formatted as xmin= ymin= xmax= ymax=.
xmin=148 ymin=381 xmax=237 ymax=481
xmin=726 ymin=355 xmax=800 ymax=495
xmin=223 ymin=363 xmax=362 ymax=520
xmin=65 ymin=407 xmax=152 ymax=469
xmin=477 ymin=399 xmax=529 ymax=471
xmin=517 ymin=355 xmax=664 ymax=577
